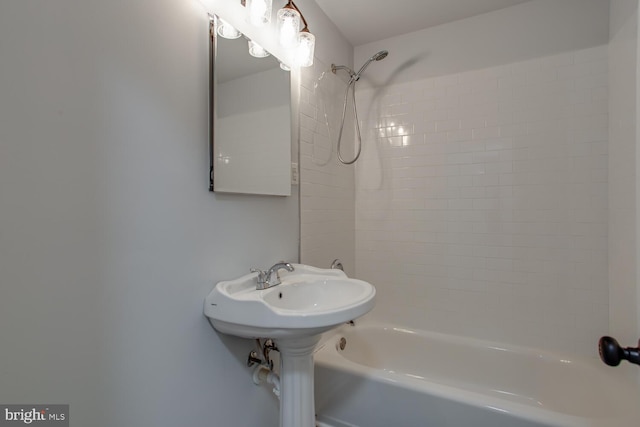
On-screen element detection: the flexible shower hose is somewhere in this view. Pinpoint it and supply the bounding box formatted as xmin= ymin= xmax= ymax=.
xmin=336 ymin=79 xmax=362 ymax=165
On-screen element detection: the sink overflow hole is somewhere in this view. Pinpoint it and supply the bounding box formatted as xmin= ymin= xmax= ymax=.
xmin=338 ymin=337 xmax=347 ymax=351
xmin=279 ymin=292 xmax=283 ymax=299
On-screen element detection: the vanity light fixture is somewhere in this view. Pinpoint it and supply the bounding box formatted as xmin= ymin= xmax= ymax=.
xmin=203 ymin=0 xmax=314 ymax=68
xmin=246 ymin=0 xmax=272 ymax=27
xmin=277 ymin=0 xmax=315 ymax=67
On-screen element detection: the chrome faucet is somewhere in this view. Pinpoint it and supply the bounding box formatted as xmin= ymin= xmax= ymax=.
xmin=251 ymin=262 xmax=294 ymax=290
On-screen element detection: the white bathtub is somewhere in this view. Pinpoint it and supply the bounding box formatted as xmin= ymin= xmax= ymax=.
xmin=314 ymin=323 xmax=640 ymax=427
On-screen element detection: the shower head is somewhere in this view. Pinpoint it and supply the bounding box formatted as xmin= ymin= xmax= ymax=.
xmin=353 ymin=50 xmax=389 ymax=81
xmin=372 ymin=50 xmax=389 ymax=61
xmin=331 ymin=49 xmax=389 ymax=165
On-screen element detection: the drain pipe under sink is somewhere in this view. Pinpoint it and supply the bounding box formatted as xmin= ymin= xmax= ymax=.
xmin=253 ymin=364 xmax=281 ymax=398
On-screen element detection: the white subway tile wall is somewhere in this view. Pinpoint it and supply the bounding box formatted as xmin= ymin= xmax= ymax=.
xmin=355 ymin=46 xmax=609 ymax=356
xmin=299 ymin=59 xmax=356 ymax=276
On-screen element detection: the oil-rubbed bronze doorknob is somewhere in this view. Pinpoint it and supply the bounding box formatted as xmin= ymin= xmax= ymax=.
xmin=598 ymin=336 xmax=640 ymax=367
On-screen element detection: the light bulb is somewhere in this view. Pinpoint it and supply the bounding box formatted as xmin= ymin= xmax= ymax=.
xmin=248 ymin=40 xmax=270 ymax=58
xmin=277 ymin=7 xmax=300 ymax=48
xmin=295 ymin=31 xmax=315 ymax=67
xmin=247 ymin=0 xmax=272 ymax=27
xmin=217 ymin=18 xmax=241 ymax=39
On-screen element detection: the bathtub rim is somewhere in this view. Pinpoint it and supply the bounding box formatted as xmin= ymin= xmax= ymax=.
xmin=314 ymin=321 xmax=640 ymax=427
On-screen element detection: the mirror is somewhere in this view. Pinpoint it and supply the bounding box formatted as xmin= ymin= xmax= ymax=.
xmin=209 ymin=16 xmax=293 ymax=196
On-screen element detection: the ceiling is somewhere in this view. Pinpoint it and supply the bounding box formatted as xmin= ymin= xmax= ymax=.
xmin=314 ymin=0 xmax=534 ymax=46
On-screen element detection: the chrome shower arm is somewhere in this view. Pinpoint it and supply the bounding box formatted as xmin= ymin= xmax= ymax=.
xmin=331 ymin=64 xmax=356 ymax=80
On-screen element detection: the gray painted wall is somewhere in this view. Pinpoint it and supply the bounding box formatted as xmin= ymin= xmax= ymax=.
xmin=0 ymin=0 xmax=300 ymax=425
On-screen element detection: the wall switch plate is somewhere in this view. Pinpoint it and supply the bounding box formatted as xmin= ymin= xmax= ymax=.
xmin=291 ymin=162 xmax=299 ymax=185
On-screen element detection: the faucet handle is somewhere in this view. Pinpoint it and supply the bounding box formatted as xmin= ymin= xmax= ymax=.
xmin=250 ymin=268 xmax=267 ymax=285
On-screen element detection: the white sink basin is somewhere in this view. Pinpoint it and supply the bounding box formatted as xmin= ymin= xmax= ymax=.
xmin=204 ymin=264 xmax=376 ymax=339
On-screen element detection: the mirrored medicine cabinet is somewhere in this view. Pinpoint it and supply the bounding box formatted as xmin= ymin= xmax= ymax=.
xmin=209 ymin=15 xmax=298 ymax=196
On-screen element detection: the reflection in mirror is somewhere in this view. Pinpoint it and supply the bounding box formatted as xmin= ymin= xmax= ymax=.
xmin=210 ymin=16 xmax=292 ymax=196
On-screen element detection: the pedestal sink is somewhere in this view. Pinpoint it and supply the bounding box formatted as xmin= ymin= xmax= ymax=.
xmin=204 ymin=264 xmax=376 ymax=427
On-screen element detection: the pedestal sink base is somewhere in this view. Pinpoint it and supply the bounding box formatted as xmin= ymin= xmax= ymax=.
xmin=204 ymin=264 xmax=376 ymax=427
xmin=276 ymin=334 xmax=322 ymax=427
